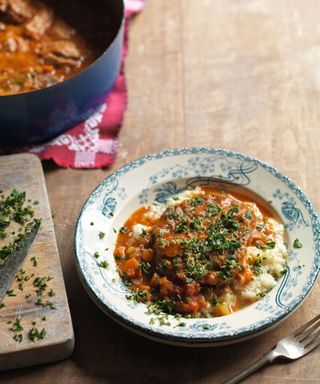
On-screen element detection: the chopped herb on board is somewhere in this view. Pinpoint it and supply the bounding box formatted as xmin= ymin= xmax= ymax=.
xmin=0 ymin=189 xmax=41 ymax=268
xmin=30 ymin=256 xmax=37 ymax=266
xmin=13 ymin=334 xmax=23 ymax=343
xmin=35 ymin=298 xmax=56 ymax=310
xmin=28 ymin=327 xmax=47 ymax=342
xmin=9 ymin=318 xmax=23 ymax=332
xmin=293 ymin=238 xmax=303 ymax=249
xmin=33 ymin=276 xmax=54 ymax=296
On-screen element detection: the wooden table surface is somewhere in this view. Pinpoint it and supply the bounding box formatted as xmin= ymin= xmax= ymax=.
xmin=1 ymin=0 xmax=320 ymax=382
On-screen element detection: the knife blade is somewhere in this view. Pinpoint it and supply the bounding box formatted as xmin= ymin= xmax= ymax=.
xmin=0 ymin=221 xmax=40 ymax=303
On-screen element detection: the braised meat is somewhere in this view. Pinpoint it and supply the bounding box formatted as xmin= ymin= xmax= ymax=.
xmin=24 ymin=3 xmax=54 ymax=40
xmin=1 ymin=0 xmax=34 ymax=23
xmin=40 ymin=40 xmax=82 ymax=67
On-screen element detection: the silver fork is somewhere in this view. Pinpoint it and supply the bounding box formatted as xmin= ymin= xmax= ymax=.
xmin=224 ymin=314 xmax=320 ymax=384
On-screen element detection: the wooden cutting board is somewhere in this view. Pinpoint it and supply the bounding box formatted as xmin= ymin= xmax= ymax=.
xmin=0 ymin=153 xmax=74 ymax=370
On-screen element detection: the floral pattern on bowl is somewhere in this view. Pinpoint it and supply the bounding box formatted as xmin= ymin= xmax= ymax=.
xmin=74 ymin=147 xmax=320 ymax=346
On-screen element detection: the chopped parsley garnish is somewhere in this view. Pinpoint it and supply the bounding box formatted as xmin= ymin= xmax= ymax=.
xmin=293 ymin=238 xmax=303 ymax=249
xmin=30 ymin=256 xmax=37 ymax=267
xmin=119 ymin=226 xmax=128 ymax=234
xmin=258 ymin=241 xmax=276 ymax=250
xmin=190 ymin=197 xmax=204 ymax=206
xmin=175 ymin=217 xmax=188 ymax=233
xmin=165 ymin=207 xmax=176 ymax=220
xmin=219 ymin=258 xmax=240 ymax=281
xmin=265 ymin=241 xmax=276 ymax=249
xmin=205 ymin=203 xmax=221 ymax=217
xmin=28 ymin=327 xmax=47 ymax=342
xmin=252 ymin=260 xmax=263 ymax=276
xmin=98 ymin=260 xmax=109 ymax=269
xmin=190 ymin=217 xmax=202 ymax=231
xmin=35 ymin=298 xmax=56 ymax=309
xmin=186 ymin=257 xmax=207 ymax=281
xmin=140 ymin=228 xmax=147 ymax=237
xmin=33 ymin=276 xmax=53 ymax=296
xmin=0 ymin=189 xmax=41 ymax=269
xmin=256 ymin=223 xmax=263 ymax=231
xmin=13 ymin=334 xmax=23 ymax=343
xmin=139 ymin=261 xmax=152 ymax=274
xmin=98 ymin=231 xmax=105 ymax=239
xmin=9 ymin=318 xmax=23 ymax=332
xmin=220 ymin=206 xmax=240 ymax=231
xmin=126 ymin=290 xmax=149 ymax=303
xmin=158 ymin=259 xmax=170 ymax=272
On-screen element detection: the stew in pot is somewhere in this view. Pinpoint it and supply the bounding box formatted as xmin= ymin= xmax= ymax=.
xmin=0 ymin=0 xmax=111 ymax=95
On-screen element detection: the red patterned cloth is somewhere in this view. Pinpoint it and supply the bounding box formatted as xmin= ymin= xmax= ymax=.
xmin=28 ymin=0 xmax=144 ymax=169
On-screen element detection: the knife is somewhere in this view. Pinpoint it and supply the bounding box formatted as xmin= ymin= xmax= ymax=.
xmin=0 ymin=221 xmax=40 ymax=302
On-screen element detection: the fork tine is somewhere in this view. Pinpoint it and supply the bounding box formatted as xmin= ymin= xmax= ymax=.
xmin=304 ymin=333 xmax=320 ymax=353
xmin=302 ymin=329 xmax=320 ymax=348
xmin=293 ymin=314 xmax=320 ymax=337
xmin=297 ymin=317 xmax=320 ymax=342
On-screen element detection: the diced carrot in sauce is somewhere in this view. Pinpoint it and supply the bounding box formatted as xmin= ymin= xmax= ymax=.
xmin=214 ymin=303 xmax=230 ymax=317
xmin=176 ymin=300 xmax=199 ymax=314
xmin=42 ymin=65 xmax=54 ymax=73
xmin=139 ymin=284 xmax=150 ymax=291
xmin=123 ymin=258 xmax=141 ymax=279
xmin=184 ymin=282 xmax=201 ymax=297
xmin=159 ymin=277 xmax=179 ymax=296
xmin=115 ymin=246 xmax=126 ymax=258
xmin=238 ymin=268 xmax=254 ymax=285
xmin=142 ymin=248 xmax=153 ymax=262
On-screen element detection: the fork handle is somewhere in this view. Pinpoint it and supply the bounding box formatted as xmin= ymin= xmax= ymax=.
xmin=223 ymin=351 xmax=275 ymax=384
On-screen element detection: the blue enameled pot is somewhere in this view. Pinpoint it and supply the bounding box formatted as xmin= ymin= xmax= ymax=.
xmin=0 ymin=0 xmax=124 ymax=148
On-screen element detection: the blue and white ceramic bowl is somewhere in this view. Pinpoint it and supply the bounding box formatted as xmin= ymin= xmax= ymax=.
xmin=75 ymin=148 xmax=320 ymax=346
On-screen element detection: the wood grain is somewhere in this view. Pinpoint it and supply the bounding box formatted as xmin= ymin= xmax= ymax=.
xmin=0 ymin=154 xmax=74 ymax=370
xmin=1 ymin=0 xmax=320 ymax=383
